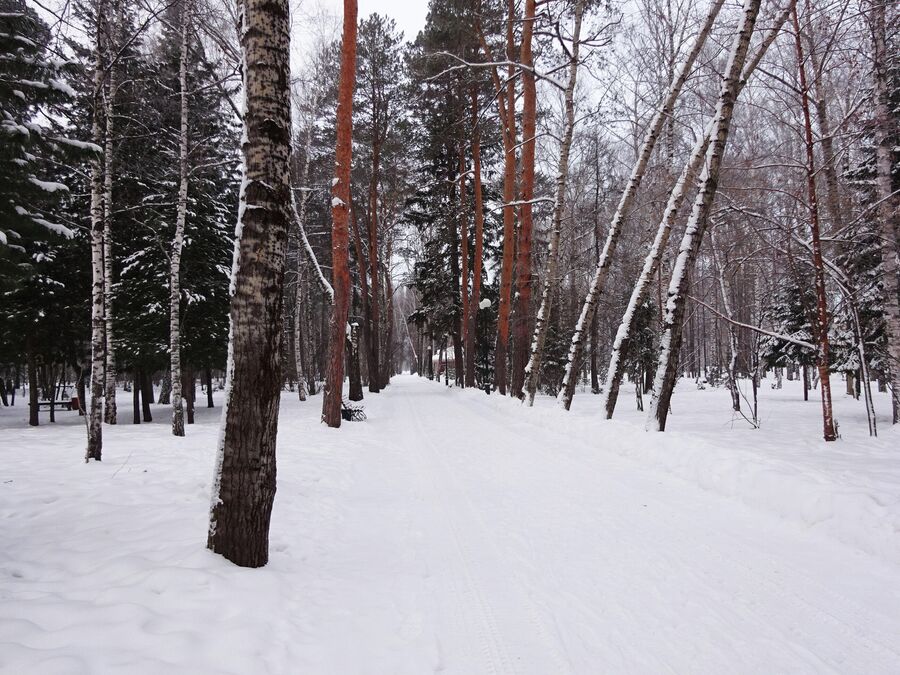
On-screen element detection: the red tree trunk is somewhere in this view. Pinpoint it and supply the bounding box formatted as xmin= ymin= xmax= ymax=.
xmin=322 ymin=0 xmax=358 ymax=427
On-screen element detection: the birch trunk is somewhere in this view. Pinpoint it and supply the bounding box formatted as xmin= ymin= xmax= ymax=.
xmin=510 ymin=0 xmax=537 ymax=398
xmin=465 ymin=86 xmax=484 ymax=388
xmin=86 ymin=0 xmax=107 ymax=461
xmin=293 ymin=275 xmax=308 ymax=401
xmin=459 ymin=145 xmax=470 ymax=387
xmin=102 ymin=0 xmax=121 ymax=425
xmin=558 ymin=0 xmax=727 ymax=411
xmin=170 ymin=0 xmax=191 ymax=437
xmin=207 ymin=0 xmax=292 ymax=568
xmin=869 ymin=0 xmax=900 ymax=423
xmin=647 ymin=0 xmax=761 ymax=432
xmin=602 ymin=3 xmax=790 ymax=419
xmin=522 ymin=0 xmax=584 ymax=406
xmin=322 ymin=0 xmax=358 ymax=427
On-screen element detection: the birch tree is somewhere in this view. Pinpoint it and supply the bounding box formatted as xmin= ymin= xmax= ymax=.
xmin=86 ymin=0 xmax=107 ymax=461
xmin=868 ymin=0 xmax=900 ymax=423
xmin=207 ymin=0 xmax=292 ymax=567
xmin=557 ymin=0 xmax=726 ymax=410
xmin=522 ymin=0 xmax=585 ymax=407
xmin=169 ymin=0 xmax=191 ymax=437
xmin=647 ymin=0 xmax=762 ymax=432
xmin=602 ymin=4 xmax=791 ymax=419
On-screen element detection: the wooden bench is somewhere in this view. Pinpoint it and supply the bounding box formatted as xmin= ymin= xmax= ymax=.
xmin=341 ymin=398 xmax=366 ymax=422
xmin=33 ymin=399 xmax=76 ymax=412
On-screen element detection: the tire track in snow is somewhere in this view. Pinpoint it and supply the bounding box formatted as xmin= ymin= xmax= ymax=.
xmin=399 ymin=388 xmax=574 ymax=674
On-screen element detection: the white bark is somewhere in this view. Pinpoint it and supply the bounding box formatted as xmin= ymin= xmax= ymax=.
xmin=522 ymin=0 xmax=584 ymax=406
xmin=558 ymin=0 xmax=727 ymax=410
xmin=170 ymin=0 xmax=191 ymax=437
xmin=601 ymin=3 xmax=791 ymax=419
xmin=647 ymin=0 xmax=762 ymax=432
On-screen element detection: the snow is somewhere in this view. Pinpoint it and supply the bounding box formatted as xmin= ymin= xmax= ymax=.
xmin=331 ymin=196 xmax=345 ymax=208
xmin=478 ymin=298 xmax=491 ymax=309
xmin=28 ymin=177 xmax=68 ymax=193
xmin=2 ymin=376 xmax=900 ymax=673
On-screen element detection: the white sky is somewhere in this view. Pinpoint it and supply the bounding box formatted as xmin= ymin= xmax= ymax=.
xmin=295 ymin=0 xmax=428 ymax=48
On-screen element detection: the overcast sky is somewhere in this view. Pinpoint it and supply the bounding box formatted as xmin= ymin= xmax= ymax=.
xmin=296 ymin=0 xmax=428 ymax=47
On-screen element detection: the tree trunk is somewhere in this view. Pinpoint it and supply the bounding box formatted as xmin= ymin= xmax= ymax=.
xmin=792 ymin=4 xmax=836 ymax=441
xmin=559 ymin=0 xmax=727 ymax=411
xmin=348 ymin=323 xmax=363 ymax=401
xmin=367 ymin=116 xmax=381 ymax=394
xmin=459 ymin=144 xmax=470 ymax=388
xmin=102 ymin=0 xmax=121 ymax=426
xmin=207 ymin=0 xmax=292 ymax=568
xmin=491 ymin=0 xmax=518 ymax=396
xmin=141 ymin=370 xmax=153 ymax=422
xmin=185 ymin=366 xmax=195 ymax=425
xmin=510 ymin=0 xmax=537 ymax=398
xmin=466 ymin=87 xmax=484 ymax=389
xmin=321 ymin=0 xmax=358 ymax=428
xmin=27 ymin=344 xmax=38 ymax=427
xmin=206 ymin=367 xmax=214 ymax=408
xmin=647 ymin=0 xmax=761 ymax=432
xmin=523 ymin=0 xmax=584 ymax=406
xmin=869 ymin=0 xmax=900 ymax=423
xmin=133 ymin=369 xmax=141 ymax=424
xmin=86 ymin=0 xmax=107 ymax=461
xmin=170 ymin=0 xmax=191 ymax=437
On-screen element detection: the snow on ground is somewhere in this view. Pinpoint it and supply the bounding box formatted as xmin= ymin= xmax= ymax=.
xmin=1 ymin=375 xmax=899 ymax=674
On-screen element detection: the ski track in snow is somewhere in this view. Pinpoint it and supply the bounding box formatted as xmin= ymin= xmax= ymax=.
xmin=1 ymin=375 xmax=900 ymax=674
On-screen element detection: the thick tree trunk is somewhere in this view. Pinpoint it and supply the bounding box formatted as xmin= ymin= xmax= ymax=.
xmin=647 ymin=0 xmax=762 ymax=432
xmin=792 ymin=4 xmax=836 ymax=441
xmin=869 ymin=0 xmax=900 ymax=423
xmin=207 ymin=0 xmax=292 ymax=568
xmin=348 ymin=323 xmax=363 ymax=401
xmin=559 ymin=0 xmax=727 ymax=411
xmin=170 ymin=0 xmax=191 ymax=437
xmin=86 ymin=0 xmax=107 ymax=461
xmin=510 ymin=0 xmax=537 ymax=398
xmin=465 ymin=87 xmax=484 ymax=389
xmin=322 ymin=0 xmax=358 ymax=428
xmin=523 ymin=0 xmax=584 ymax=406
xmin=601 ymin=6 xmax=790 ymax=419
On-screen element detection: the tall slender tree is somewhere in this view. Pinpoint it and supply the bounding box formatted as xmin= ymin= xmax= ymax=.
xmin=322 ymin=0 xmax=358 ymax=427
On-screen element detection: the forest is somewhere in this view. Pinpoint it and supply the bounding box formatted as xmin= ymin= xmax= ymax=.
xmin=2 ymin=0 xmax=900 ymax=671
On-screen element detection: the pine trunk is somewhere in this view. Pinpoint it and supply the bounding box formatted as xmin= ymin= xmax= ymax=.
xmin=322 ymin=0 xmax=358 ymax=427
xmin=510 ymin=0 xmax=537 ymax=398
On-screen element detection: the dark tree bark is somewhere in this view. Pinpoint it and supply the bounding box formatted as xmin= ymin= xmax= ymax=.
xmin=27 ymin=344 xmax=38 ymax=427
xmin=133 ymin=369 xmax=141 ymax=424
xmin=206 ymin=367 xmax=214 ymax=408
xmin=207 ymin=0 xmax=292 ymax=568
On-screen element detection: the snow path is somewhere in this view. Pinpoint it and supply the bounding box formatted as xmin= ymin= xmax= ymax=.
xmin=2 ymin=375 xmax=900 ymax=673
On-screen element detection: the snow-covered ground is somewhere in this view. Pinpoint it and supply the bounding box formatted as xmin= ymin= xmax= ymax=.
xmin=2 ymin=375 xmax=899 ymax=673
